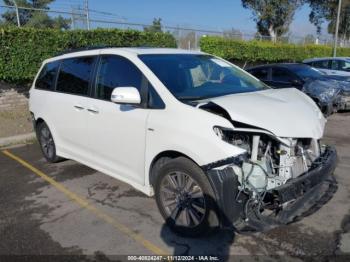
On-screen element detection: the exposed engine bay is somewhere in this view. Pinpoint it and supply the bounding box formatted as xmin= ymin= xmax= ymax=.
xmin=214 ymin=129 xmax=321 ymax=192
xmin=199 ymin=102 xmax=337 ymax=231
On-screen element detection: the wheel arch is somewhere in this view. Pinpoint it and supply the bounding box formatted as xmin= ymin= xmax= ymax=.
xmin=35 ymin=117 xmax=45 ymax=127
xmin=148 ymin=150 xmax=200 ymax=187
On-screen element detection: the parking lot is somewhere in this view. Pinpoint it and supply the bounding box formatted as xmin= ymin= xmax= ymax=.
xmin=1 ymin=112 xmax=350 ymax=261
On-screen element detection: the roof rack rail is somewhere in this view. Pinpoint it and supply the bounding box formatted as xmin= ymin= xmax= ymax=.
xmin=54 ymin=45 xmax=115 ymax=57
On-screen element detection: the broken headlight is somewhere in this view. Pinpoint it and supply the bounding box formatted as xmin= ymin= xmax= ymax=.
xmin=213 ymin=126 xmax=233 ymax=142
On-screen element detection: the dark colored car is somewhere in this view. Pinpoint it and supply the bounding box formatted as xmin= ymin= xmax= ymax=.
xmin=246 ymin=63 xmax=350 ymax=116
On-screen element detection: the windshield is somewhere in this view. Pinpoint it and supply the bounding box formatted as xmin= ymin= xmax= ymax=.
xmin=289 ymin=66 xmax=325 ymax=80
xmin=139 ymin=54 xmax=269 ymax=101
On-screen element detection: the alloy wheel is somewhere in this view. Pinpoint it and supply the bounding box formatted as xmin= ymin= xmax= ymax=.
xmin=159 ymin=171 xmax=206 ymax=228
xmin=40 ymin=126 xmax=55 ymax=159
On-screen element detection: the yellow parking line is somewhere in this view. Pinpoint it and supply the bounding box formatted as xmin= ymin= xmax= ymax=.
xmin=2 ymin=149 xmax=167 ymax=256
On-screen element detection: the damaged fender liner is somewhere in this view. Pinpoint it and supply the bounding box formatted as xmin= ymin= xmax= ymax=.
xmin=203 ymin=146 xmax=338 ymax=231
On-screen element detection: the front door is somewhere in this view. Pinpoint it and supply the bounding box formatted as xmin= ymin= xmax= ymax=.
xmin=86 ymin=55 xmax=150 ymax=185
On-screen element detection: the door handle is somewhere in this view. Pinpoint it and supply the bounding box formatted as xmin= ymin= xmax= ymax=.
xmin=74 ymin=105 xmax=84 ymax=110
xmin=87 ymin=107 xmax=99 ymax=114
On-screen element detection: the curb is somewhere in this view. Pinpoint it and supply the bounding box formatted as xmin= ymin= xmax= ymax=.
xmin=0 ymin=132 xmax=36 ymax=148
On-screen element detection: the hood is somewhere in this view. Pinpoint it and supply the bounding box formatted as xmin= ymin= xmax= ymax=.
xmin=302 ymin=79 xmax=342 ymax=104
xmin=207 ymin=88 xmax=326 ymax=138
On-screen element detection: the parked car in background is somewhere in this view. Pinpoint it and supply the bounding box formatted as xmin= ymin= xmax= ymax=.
xmin=303 ymin=57 xmax=350 ymax=77
xmin=30 ymin=48 xmax=337 ymax=236
xmin=247 ymin=63 xmax=350 ymax=115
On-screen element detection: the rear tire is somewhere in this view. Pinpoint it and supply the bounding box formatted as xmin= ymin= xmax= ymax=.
xmin=154 ymin=157 xmax=219 ymax=237
xmin=36 ymin=122 xmax=63 ymax=163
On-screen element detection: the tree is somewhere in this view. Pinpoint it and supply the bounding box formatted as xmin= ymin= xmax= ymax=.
xmin=24 ymin=12 xmax=70 ymax=29
xmin=178 ymin=31 xmax=196 ymax=49
xmin=241 ymin=0 xmax=304 ymax=41
xmin=307 ymin=0 xmax=350 ymax=39
xmin=2 ymin=0 xmax=70 ymax=29
xmin=144 ymin=18 xmax=162 ymax=33
xmin=304 ymin=34 xmax=316 ymax=44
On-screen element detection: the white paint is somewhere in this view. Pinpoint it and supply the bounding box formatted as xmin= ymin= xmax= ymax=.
xmin=30 ymin=48 xmax=326 ymax=196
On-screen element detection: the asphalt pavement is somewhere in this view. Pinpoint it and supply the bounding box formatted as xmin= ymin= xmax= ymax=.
xmin=1 ymin=113 xmax=350 ymax=261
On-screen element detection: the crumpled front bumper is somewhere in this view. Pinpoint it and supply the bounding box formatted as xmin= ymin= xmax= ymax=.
xmin=206 ymin=146 xmax=338 ymax=232
xmin=269 ymin=146 xmax=337 ymax=224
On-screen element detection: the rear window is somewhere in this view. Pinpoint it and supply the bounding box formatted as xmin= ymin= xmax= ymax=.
xmin=35 ymin=61 xmax=60 ymax=90
xmin=56 ymin=56 xmax=95 ymax=96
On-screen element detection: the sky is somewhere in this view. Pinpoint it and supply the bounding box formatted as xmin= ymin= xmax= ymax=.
xmin=1 ymin=0 xmax=325 ymax=37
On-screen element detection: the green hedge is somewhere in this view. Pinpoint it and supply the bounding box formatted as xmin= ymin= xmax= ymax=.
xmin=0 ymin=27 xmax=177 ymax=83
xmin=200 ymin=36 xmax=350 ymax=63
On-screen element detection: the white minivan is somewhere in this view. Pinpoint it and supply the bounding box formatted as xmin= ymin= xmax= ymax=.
xmin=30 ymin=47 xmax=337 ymax=236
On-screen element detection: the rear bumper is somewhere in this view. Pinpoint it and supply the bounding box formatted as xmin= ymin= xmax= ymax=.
xmin=206 ymin=146 xmax=338 ymax=232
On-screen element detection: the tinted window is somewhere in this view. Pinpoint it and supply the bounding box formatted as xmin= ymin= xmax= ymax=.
xmin=35 ymin=61 xmax=60 ymax=90
xmin=288 ymin=65 xmax=323 ymax=79
xmin=56 ymin=56 xmax=95 ymax=95
xmin=271 ymin=68 xmax=294 ymax=82
xmin=249 ymin=68 xmax=269 ymax=80
xmin=312 ymin=60 xmax=330 ymax=69
xmin=148 ymin=85 xmax=165 ymax=109
xmin=95 ymin=56 xmax=143 ymax=100
xmin=334 ymin=60 xmax=350 ymax=71
xmin=331 ymin=60 xmax=338 ymax=70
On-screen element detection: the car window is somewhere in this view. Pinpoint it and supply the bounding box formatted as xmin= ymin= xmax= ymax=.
xmin=335 ymin=60 xmax=350 ymax=71
xmin=95 ymin=55 xmax=143 ymax=101
xmin=35 ymin=61 xmax=60 ymax=90
xmin=140 ymin=54 xmax=268 ymax=101
xmin=148 ymin=85 xmax=165 ymax=109
xmin=271 ymin=68 xmax=294 ymax=82
xmin=312 ymin=60 xmax=330 ymax=69
xmin=331 ymin=60 xmax=339 ymax=70
xmin=249 ymin=68 xmax=269 ymax=80
xmin=56 ymin=56 xmax=95 ymax=95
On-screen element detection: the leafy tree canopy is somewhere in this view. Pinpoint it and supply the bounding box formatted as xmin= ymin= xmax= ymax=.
xmin=144 ymin=18 xmax=162 ymax=33
xmin=2 ymin=0 xmax=70 ymax=29
xmin=307 ymin=0 xmax=350 ymax=39
xmin=241 ymin=0 xmax=303 ymax=39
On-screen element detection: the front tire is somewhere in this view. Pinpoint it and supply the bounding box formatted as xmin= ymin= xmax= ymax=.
xmin=36 ymin=122 xmax=63 ymax=163
xmin=154 ymin=157 xmax=219 ymax=237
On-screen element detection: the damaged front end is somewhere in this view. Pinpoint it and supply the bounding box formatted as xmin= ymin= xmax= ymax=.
xmin=303 ymin=79 xmax=350 ymax=115
xmin=203 ymin=128 xmax=338 ymax=232
xmin=302 ymin=79 xmax=342 ymax=116
xmin=337 ymin=81 xmax=350 ymax=111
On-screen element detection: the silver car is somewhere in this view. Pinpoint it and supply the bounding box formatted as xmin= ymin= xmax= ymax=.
xmin=303 ymin=57 xmax=350 ymax=77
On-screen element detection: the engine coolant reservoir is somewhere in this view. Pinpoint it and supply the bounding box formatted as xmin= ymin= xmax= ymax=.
xmin=232 ymin=161 xmax=268 ymax=192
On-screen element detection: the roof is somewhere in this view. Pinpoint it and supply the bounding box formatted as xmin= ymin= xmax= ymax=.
xmin=45 ymin=47 xmax=204 ymax=63
xmin=57 ymin=47 xmax=202 ymax=57
xmin=303 ymin=57 xmax=350 ymax=62
xmin=119 ymin=47 xmax=203 ymax=55
xmin=44 ymin=46 xmax=204 ymax=63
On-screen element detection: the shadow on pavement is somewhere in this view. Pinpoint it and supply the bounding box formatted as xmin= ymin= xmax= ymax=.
xmin=159 ymin=194 xmax=236 ymax=261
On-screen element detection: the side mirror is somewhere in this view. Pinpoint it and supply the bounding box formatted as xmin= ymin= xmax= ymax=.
xmin=111 ymin=87 xmax=141 ymax=105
